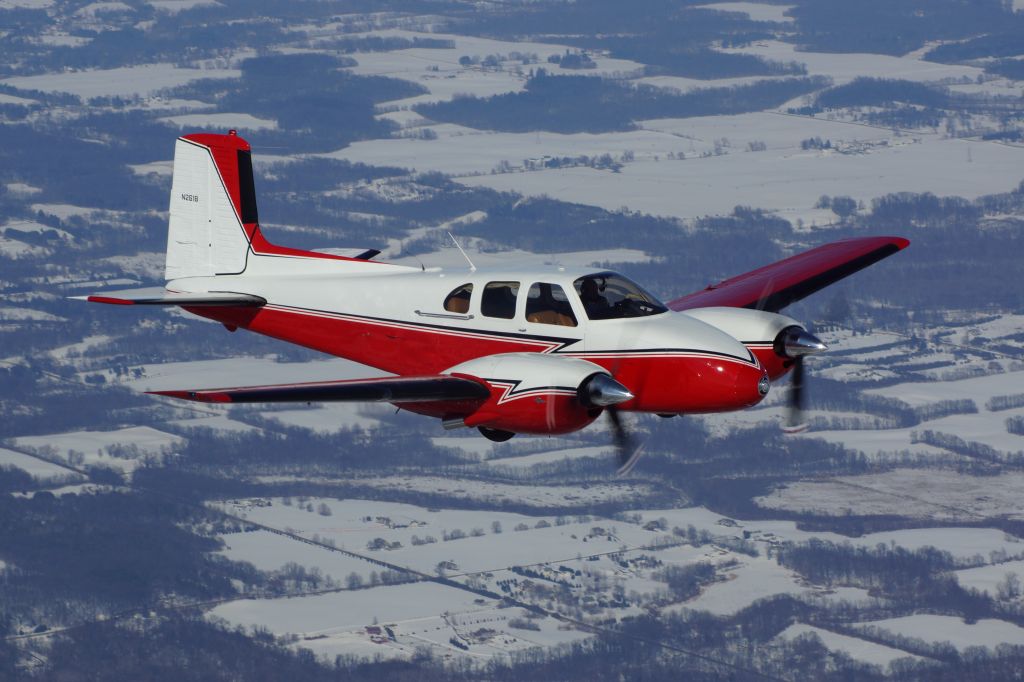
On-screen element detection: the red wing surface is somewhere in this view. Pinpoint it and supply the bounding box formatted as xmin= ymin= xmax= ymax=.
xmin=667 ymin=236 xmax=909 ymax=313
xmin=150 ymin=375 xmax=490 ymax=404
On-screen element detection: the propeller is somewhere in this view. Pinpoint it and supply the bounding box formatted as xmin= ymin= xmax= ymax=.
xmin=774 ymin=327 xmax=827 ymax=433
xmin=577 ymin=373 xmax=644 ymax=475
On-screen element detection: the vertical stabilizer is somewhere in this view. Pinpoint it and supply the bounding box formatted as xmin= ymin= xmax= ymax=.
xmin=165 ymin=131 xmax=259 ymax=280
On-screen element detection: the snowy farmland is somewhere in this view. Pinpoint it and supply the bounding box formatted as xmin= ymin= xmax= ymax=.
xmin=776 ymin=624 xmax=920 ymax=668
xmin=457 ymin=134 xmax=1024 ymax=224
xmin=856 ymin=615 xmax=1024 ymax=652
xmin=0 ymin=63 xmax=240 ymax=98
xmin=13 ymin=425 xmax=184 ymax=476
xmin=0 ymin=446 xmax=83 ymax=483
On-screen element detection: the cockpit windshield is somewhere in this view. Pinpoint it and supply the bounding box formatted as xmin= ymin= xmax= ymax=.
xmin=573 ymin=272 xmax=668 ymax=320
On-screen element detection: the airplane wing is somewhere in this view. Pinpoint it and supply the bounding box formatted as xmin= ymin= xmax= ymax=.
xmin=666 ymin=236 xmax=909 ymax=313
xmin=150 ymin=375 xmax=490 ymax=404
xmin=75 ymin=287 xmax=265 ymax=307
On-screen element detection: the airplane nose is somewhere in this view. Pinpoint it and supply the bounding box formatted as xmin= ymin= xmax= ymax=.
xmin=736 ymin=364 xmax=770 ymax=409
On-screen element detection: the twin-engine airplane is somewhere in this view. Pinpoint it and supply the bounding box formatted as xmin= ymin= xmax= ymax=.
xmin=83 ymin=132 xmax=908 ymax=473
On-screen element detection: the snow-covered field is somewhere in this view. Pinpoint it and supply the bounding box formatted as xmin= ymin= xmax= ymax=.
xmin=217 ymin=529 xmax=379 ymax=582
xmin=215 ymin=497 xmax=665 ymax=576
xmin=123 ymin=356 xmax=390 ymax=394
xmin=723 ymin=40 xmax=983 ymax=86
xmin=857 ymin=615 xmax=1024 ymax=652
xmin=777 ymin=624 xmax=919 ymax=667
xmin=210 ymin=581 xmax=493 ymax=635
xmin=13 ymin=425 xmax=184 ymax=476
xmin=0 ymin=63 xmax=240 ymax=98
xmin=697 ymin=2 xmax=793 ymax=23
xmin=955 ymin=560 xmax=1024 ymax=598
xmin=0 ymin=446 xmax=83 ymax=483
xmin=756 ymin=469 xmax=1024 ymax=521
xmin=676 ymin=555 xmax=809 ymax=614
xmin=866 ymin=370 xmax=1024 ymax=410
xmin=458 ymin=135 xmax=1024 ymax=224
xmin=159 ymin=112 xmax=278 ymax=131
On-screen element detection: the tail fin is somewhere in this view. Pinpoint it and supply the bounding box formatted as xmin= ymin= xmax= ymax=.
xmin=166 ymin=131 xmax=259 ymax=280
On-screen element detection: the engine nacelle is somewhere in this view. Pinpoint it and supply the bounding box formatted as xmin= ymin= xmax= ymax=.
xmin=444 ymin=353 xmax=611 ymax=435
xmin=679 ymin=307 xmax=806 ymax=381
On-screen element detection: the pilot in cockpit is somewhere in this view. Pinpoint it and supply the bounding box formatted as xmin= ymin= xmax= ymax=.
xmin=579 ymin=277 xmax=610 ymax=317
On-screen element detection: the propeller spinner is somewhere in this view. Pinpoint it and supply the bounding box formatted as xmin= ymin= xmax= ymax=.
xmin=774 ymin=326 xmax=827 ymax=432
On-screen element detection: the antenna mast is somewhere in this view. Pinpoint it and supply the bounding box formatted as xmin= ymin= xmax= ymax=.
xmin=448 ymin=232 xmax=476 ymax=272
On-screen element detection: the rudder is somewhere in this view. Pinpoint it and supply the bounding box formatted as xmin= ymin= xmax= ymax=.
xmin=165 ymin=131 xmax=259 ymax=280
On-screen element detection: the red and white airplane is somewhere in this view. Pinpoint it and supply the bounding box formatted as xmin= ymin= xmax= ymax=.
xmin=83 ymin=132 xmax=908 ymax=472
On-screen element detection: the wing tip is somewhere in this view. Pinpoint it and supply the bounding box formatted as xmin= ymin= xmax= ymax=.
xmin=87 ymin=295 xmax=136 ymax=305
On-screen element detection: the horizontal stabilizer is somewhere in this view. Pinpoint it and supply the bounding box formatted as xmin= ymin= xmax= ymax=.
xmin=150 ymin=375 xmax=491 ymax=404
xmin=77 ymin=287 xmax=265 ymax=307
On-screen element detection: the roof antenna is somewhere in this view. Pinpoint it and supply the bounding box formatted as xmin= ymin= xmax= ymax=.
xmin=448 ymin=231 xmax=476 ymax=272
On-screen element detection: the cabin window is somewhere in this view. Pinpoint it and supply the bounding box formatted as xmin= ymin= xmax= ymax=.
xmin=443 ymin=283 xmax=473 ymax=314
xmin=481 ymin=281 xmax=520 ymax=319
xmin=526 ymin=283 xmax=577 ymax=327
xmin=573 ymin=272 xmax=668 ymax=320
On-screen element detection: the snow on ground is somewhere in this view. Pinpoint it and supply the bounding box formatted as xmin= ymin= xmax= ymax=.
xmin=866 ymin=370 xmax=1024 ymax=409
xmin=756 ymin=469 xmax=1024 ymax=521
xmin=167 ymin=415 xmax=261 ymax=434
xmin=637 ymin=74 xmax=784 ymax=95
xmin=328 ymin=128 xmax=694 ymax=176
xmin=123 ymin=356 xmax=390 ymax=393
xmin=458 ymin=135 xmax=1024 ymax=224
xmin=0 ymin=63 xmax=240 ymax=99
xmin=796 ymin=427 xmax=953 ymax=462
xmin=13 ymin=425 xmax=184 ymax=476
xmin=0 ymin=0 xmax=52 ymax=8
xmin=128 ymin=160 xmax=174 ymax=177
xmin=722 ymin=40 xmax=983 ymax=86
xmin=257 ymin=403 xmax=388 ymax=433
xmin=856 ymin=615 xmax=1024 ymax=652
xmin=0 ymin=235 xmax=49 ymax=258
xmin=30 ymin=203 xmax=113 ymax=221
xmin=2 ymin=219 xmax=72 ymax=239
xmin=0 ymin=307 xmax=66 ymax=322
xmin=480 ymin=445 xmax=615 ymax=471
xmin=386 ymin=245 xmax=650 ymax=272
xmin=696 ymin=2 xmax=793 ymax=22
xmin=0 ymin=92 xmax=35 ymax=105
xmin=215 ymin=497 xmax=664 ymax=575
xmin=147 ymin=0 xmax=221 ymax=12
xmin=637 ymin=508 xmax=1024 ymax=562
xmin=0 ymin=447 xmax=83 ymax=483
xmin=674 ymin=555 xmax=809 ymax=615
xmin=217 ymin=529 xmax=377 ymax=582
xmin=101 ymin=252 xmax=166 ymax=280
xmin=641 ymin=111 xmax=893 ymax=152
xmin=342 ymin=29 xmax=641 ymax=108
xmin=210 ymin=581 xmax=495 ymax=636
xmin=350 ymin=475 xmax=654 ymax=508
xmin=956 ymin=560 xmax=1024 ymax=598
xmin=777 ymin=624 xmax=919 ymax=667
xmin=159 ymin=112 xmax=277 ymax=131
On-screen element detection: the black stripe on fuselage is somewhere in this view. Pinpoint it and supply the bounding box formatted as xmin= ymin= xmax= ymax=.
xmin=265 ymin=304 xmax=757 ymax=365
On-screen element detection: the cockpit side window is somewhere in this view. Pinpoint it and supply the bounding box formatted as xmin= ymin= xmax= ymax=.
xmin=573 ymin=272 xmax=668 ymax=320
xmin=443 ymin=283 xmax=473 ymax=314
xmin=481 ymin=281 xmax=520 ymax=319
xmin=526 ymin=283 xmax=577 ymax=327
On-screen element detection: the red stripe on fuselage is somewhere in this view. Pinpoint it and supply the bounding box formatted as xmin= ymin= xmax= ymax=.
xmin=186 ymin=304 xmax=767 ymax=414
